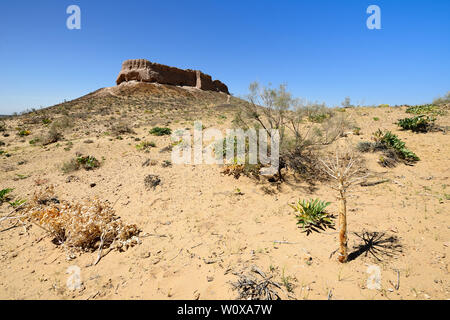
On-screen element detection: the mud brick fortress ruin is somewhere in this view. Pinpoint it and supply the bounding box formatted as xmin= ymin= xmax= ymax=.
xmin=116 ymin=59 xmax=229 ymax=94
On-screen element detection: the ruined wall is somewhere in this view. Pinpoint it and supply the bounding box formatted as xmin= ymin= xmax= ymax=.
xmin=116 ymin=59 xmax=229 ymax=94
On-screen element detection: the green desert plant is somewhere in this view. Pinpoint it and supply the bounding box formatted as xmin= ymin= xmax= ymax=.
xmin=77 ymin=155 xmax=100 ymax=170
xmin=372 ymin=129 xmax=419 ymax=162
xmin=405 ymin=104 xmax=445 ymax=116
xmin=291 ymin=198 xmax=334 ymax=235
xmin=149 ymin=127 xmax=172 ymax=136
xmin=62 ymin=155 xmax=100 ymax=173
xmin=0 ymin=188 xmax=14 ymax=203
xmin=136 ymin=141 xmax=156 ymax=151
xmin=396 ymin=115 xmax=435 ymax=132
xmin=18 ymin=129 xmax=31 ymax=137
xmin=9 ymin=199 xmax=27 ymax=208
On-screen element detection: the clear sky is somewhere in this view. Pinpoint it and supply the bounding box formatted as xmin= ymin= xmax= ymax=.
xmin=0 ymin=0 xmax=449 ymax=114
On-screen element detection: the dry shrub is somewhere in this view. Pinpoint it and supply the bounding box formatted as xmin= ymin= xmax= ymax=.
xmin=221 ymin=163 xmax=261 ymax=180
xmin=42 ymin=126 xmax=63 ymax=145
xmin=22 ymin=187 xmax=140 ymax=252
xmin=111 ymin=121 xmax=135 ymax=136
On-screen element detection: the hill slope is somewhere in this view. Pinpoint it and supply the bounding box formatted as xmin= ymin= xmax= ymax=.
xmin=0 ymin=84 xmax=449 ymax=300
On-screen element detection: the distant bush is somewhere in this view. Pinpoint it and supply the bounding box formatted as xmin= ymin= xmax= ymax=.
xmin=136 ymin=141 xmax=156 ymax=151
xmin=42 ymin=126 xmax=63 ymax=145
xmin=0 ymin=121 xmax=6 ymax=132
xmin=304 ymin=103 xmax=332 ymax=123
xmin=291 ymin=198 xmax=334 ymax=235
xmin=149 ymin=127 xmax=172 ymax=136
xmin=432 ymin=92 xmax=450 ymax=106
xmin=111 ymin=122 xmax=135 ymax=136
xmin=406 ymin=104 xmax=444 ymax=116
xmin=396 ymin=115 xmax=435 ymax=132
xmin=356 ymin=141 xmax=373 ymax=153
xmin=353 ymin=127 xmax=362 ymax=135
xmin=62 ymin=155 xmax=100 ymax=173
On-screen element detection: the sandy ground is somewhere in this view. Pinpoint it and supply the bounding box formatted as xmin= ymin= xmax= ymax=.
xmin=0 ymin=83 xmax=449 ymax=300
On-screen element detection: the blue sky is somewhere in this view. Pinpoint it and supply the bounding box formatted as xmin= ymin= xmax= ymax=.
xmin=0 ymin=0 xmax=449 ymax=114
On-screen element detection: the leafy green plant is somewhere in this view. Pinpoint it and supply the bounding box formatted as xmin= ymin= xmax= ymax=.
xmin=0 ymin=188 xmax=13 ymax=203
xmin=18 ymin=129 xmax=31 ymax=137
xmin=136 ymin=141 xmax=156 ymax=151
xmin=372 ymin=129 xmax=419 ymax=162
xmin=62 ymin=155 xmax=100 ymax=173
xmin=406 ymin=104 xmax=444 ymax=116
xmin=29 ymin=138 xmax=41 ymax=145
xmin=373 ymin=117 xmax=380 ymax=121
xmin=396 ymin=115 xmax=435 ymax=132
xmin=9 ymin=199 xmax=26 ymax=208
xmin=291 ymin=198 xmax=334 ymax=235
xmin=308 ymin=113 xmax=329 ymax=123
xmin=77 ymin=155 xmax=100 ymax=170
xmin=149 ymin=127 xmax=172 ymax=136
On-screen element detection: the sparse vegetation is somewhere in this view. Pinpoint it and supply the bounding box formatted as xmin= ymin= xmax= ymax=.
xmin=432 ymin=91 xmax=450 ymax=106
xmin=372 ymin=129 xmax=419 ymax=162
xmin=290 ymin=198 xmax=334 ymax=235
xmin=62 ymin=155 xmax=100 ymax=173
xmin=0 ymin=188 xmax=14 ymax=204
xmin=406 ymin=104 xmax=445 ymax=116
xmin=111 ymin=122 xmax=135 ymax=136
xmin=149 ymin=127 xmax=172 ymax=136
xmin=136 ymin=141 xmax=156 ymax=151
xmin=144 ymin=174 xmax=161 ymax=190
xmin=233 ymin=82 xmax=353 ymax=181
xmin=396 ymin=115 xmax=435 ymax=132
xmin=20 ymin=187 xmax=140 ymax=252
xmin=17 ymin=129 xmax=31 ymax=137
xmin=321 ymin=149 xmax=366 ymax=263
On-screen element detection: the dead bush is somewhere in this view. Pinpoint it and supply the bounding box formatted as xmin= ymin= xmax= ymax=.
xmin=111 ymin=121 xmax=135 ymax=136
xmin=22 ymin=186 xmax=140 ymax=252
xmin=42 ymin=126 xmax=63 ymax=145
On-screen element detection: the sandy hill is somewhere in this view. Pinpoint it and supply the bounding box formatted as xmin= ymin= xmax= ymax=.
xmin=0 ymin=82 xmax=449 ymax=300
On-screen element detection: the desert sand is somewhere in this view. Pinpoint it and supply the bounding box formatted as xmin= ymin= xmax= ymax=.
xmin=0 ymin=82 xmax=449 ymax=300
